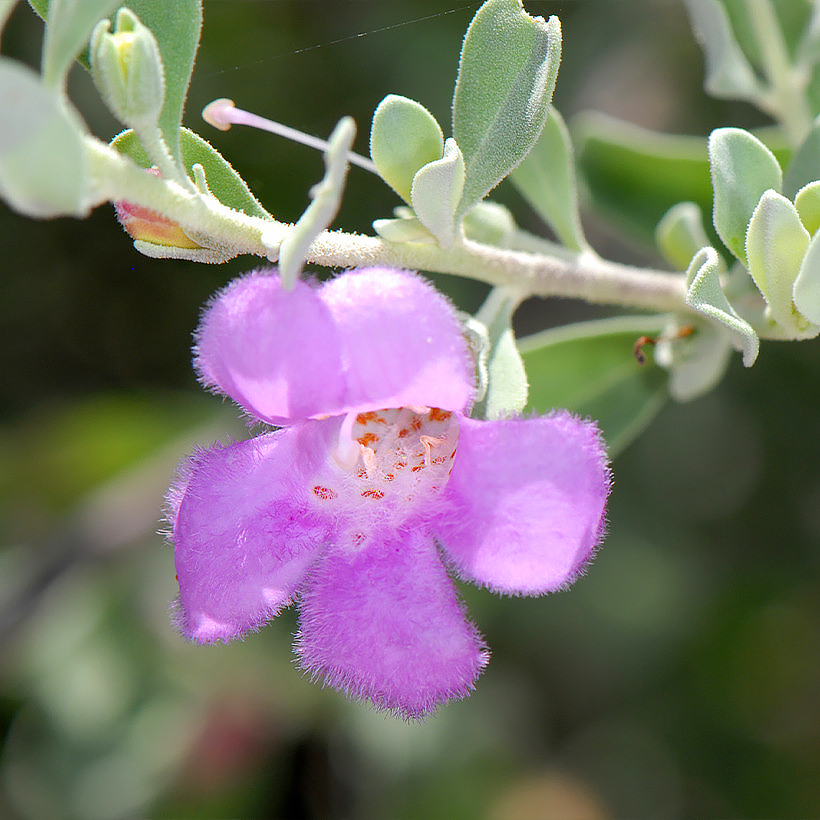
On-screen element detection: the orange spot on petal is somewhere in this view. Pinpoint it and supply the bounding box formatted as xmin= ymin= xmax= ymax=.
xmin=312 ymin=485 xmax=337 ymax=500
xmin=361 ymin=489 xmax=384 ymax=499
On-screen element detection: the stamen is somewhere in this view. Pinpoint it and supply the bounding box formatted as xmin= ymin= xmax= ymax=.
xmin=333 ymin=411 xmax=361 ymax=470
xmin=419 ymin=434 xmax=444 ymax=467
xmin=202 ymin=98 xmax=378 ymax=174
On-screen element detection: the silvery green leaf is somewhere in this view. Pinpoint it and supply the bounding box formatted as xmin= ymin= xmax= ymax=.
xmin=472 ymin=287 xmax=528 ymax=420
xmin=410 ymin=138 xmax=465 ymax=248
xmin=370 ymin=94 xmax=444 ymax=204
xmin=795 ymin=180 xmax=820 ymax=234
xmin=461 ymin=201 xmax=516 ymax=246
xmin=793 ymin=229 xmax=820 ymax=326
xmin=709 ymin=127 xmax=782 ymax=265
xmin=655 ymin=201 xmax=711 ymax=270
xmin=682 ymin=0 xmax=763 ymax=102
xmin=452 ymin=0 xmax=560 ymax=219
xmin=783 ymin=114 xmax=820 ymax=199
xmin=372 ymin=216 xmax=434 ymax=243
xmin=509 ymin=106 xmax=587 ymax=251
xmin=279 ymin=116 xmax=354 ymax=285
xmin=40 ymin=0 xmax=120 ymax=88
xmin=685 ymin=245 xmax=759 ymax=365
xmin=745 ymin=189 xmax=811 ymax=333
xmin=0 ymin=57 xmax=91 ymax=217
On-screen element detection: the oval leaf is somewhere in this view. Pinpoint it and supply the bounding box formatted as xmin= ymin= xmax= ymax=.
xmin=795 ymin=180 xmax=820 ymax=234
xmin=410 ymin=138 xmax=465 ymax=248
xmin=709 ymin=127 xmax=782 ymax=265
xmin=745 ymin=189 xmax=810 ymax=333
xmin=510 ymin=106 xmax=587 ymax=251
xmin=519 ymin=316 xmax=669 ymax=456
xmin=684 ymin=246 xmax=759 ymax=365
xmin=370 ymin=94 xmax=444 ymax=204
xmin=656 ymin=201 xmax=711 ymax=270
xmin=452 ymin=0 xmax=561 ymax=219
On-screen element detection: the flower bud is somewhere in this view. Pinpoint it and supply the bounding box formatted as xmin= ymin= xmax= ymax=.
xmin=115 ymin=168 xmax=202 ymax=250
xmin=90 ymin=8 xmax=165 ymax=129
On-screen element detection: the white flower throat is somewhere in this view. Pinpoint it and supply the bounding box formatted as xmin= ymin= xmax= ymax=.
xmin=313 ymin=407 xmax=459 ymax=508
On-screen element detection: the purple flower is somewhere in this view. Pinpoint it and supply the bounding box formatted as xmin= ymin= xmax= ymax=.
xmin=168 ymin=267 xmax=610 ymax=719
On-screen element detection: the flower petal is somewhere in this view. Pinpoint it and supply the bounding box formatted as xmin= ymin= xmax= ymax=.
xmin=434 ymin=412 xmax=610 ymax=595
xmin=320 ymin=268 xmax=474 ymax=414
xmin=295 ymin=528 xmax=488 ymax=719
xmin=194 ymin=272 xmax=347 ymax=424
xmin=170 ymin=421 xmax=337 ymax=642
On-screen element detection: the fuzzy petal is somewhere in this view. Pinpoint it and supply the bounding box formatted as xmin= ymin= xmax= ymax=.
xmin=171 ymin=421 xmax=338 ymax=642
xmin=296 ymin=528 xmax=488 ymax=719
xmin=194 ymin=272 xmax=347 ymax=424
xmin=320 ymin=268 xmax=474 ymax=414
xmin=434 ymin=413 xmax=610 ymax=595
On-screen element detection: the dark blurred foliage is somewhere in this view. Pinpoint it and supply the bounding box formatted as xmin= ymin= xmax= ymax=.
xmin=1 ymin=2 xmax=819 ymax=819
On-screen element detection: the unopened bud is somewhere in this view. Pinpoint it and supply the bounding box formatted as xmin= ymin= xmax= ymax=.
xmin=115 ymin=168 xmax=202 ymax=250
xmin=90 ymin=8 xmax=165 ymax=129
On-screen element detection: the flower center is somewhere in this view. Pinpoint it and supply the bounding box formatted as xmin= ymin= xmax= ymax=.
xmin=312 ymin=407 xmax=459 ymax=508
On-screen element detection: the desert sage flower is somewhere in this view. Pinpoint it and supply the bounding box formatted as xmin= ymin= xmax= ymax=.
xmin=168 ymin=267 xmax=610 ymax=718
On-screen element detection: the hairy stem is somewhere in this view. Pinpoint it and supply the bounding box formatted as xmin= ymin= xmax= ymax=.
xmin=88 ymin=137 xmax=689 ymax=313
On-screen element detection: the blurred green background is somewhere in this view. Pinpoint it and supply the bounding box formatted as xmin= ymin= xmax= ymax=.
xmin=2 ymin=1 xmax=820 ymax=818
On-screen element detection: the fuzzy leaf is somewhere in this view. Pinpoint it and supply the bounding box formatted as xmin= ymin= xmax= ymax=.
xmin=0 ymin=57 xmax=91 ymax=217
xmin=520 ymin=315 xmax=668 ymax=456
xmin=685 ymin=246 xmax=759 ymax=365
xmin=370 ymin=94 xmax=444 ymax=204
xmin=461 ymin=201 xmax=516 ymax=246
xmin=452 ymin=0 xmax=560 ymax=219
xmin=709 ymin=127 xmax=782 ymax=265
xmin=410 ymin=138 xmax=465 ymax=248
xmin=745 ymin=189 xmax=810 ymax=333
xmin=372 ymin=216 xmax=434 ymax=243
xmin=656 ymin=202 xmax=711 ymax=271
xmin=793 ymin=229 xmax=820 ymax=326
xmin=795 ymin=180 xmax=820 ymax=235
xmin=510 ymin=106 xmax=586 ymax=251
